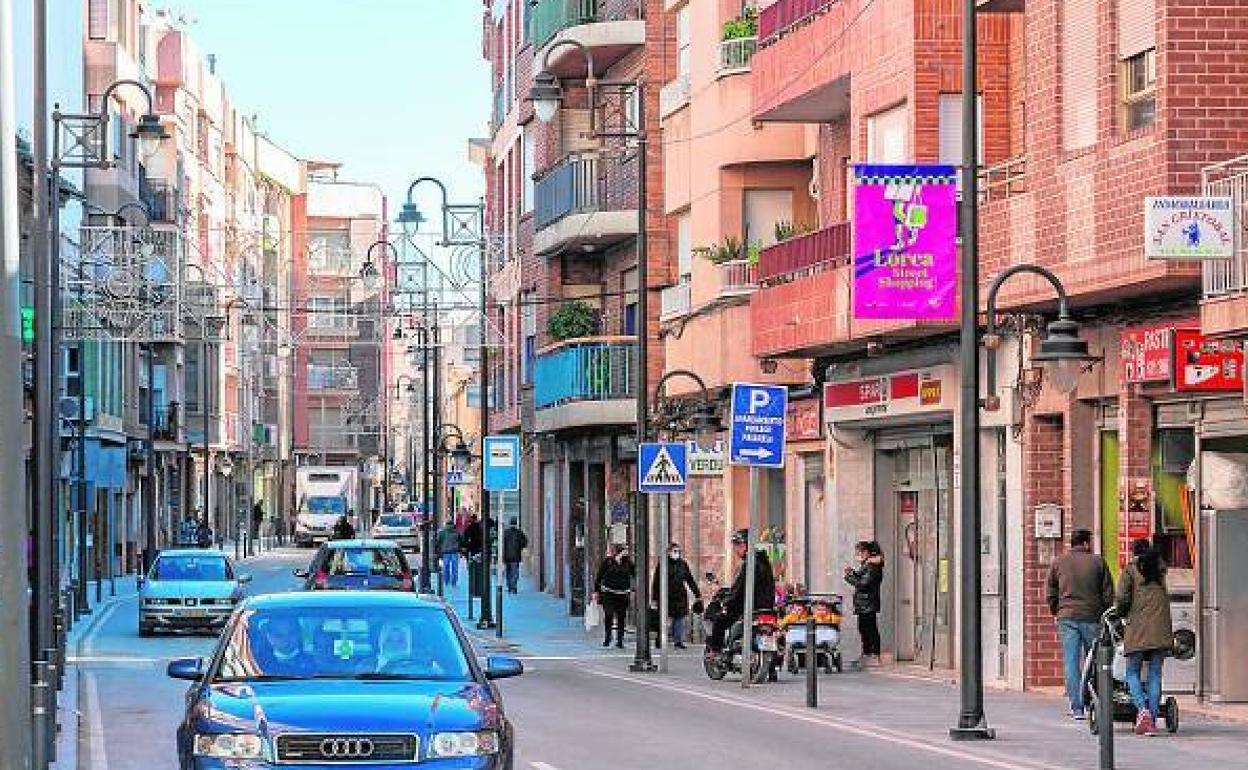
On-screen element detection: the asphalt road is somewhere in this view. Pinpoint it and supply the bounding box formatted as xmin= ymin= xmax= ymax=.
xmin=72 ymin=549 xmax=1248 ymax=770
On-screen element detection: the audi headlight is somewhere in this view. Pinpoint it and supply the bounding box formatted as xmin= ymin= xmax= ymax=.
xmin=429 ymin=730 xmax=499 ymax=758
xmin=193 ymin=733 xmax=264 ymax=759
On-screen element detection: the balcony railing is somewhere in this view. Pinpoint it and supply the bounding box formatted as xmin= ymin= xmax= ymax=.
xmin=759 ymin=0 xmax=836 ymax=44
xmin=757 ymin=222 xmax=851 ymax=283
xmin=535 ymin=153 xmax=601 ymax=230
xmin=535 ymin=338 xmax=636 ymax=409
xmin=719 ymin=36 xmax=758 ymax=73
xmin=531 ymin=0 xmax=600 ymax=49
xmin=1203 ymin=154 xmax=1248 ymax=296
xmin=716 ymin=259 xmax=758 ymax=296
xmin=307 ymin=248 xmax=357 ymax=277
xmin=660 ymin=74 xmax=691 ymax=117
xmin=660 ymin=281 xmax=692 ymax=320
xmin=139 ymin=177 xmax=178 ymax=224
xmin=307 ymin=364 xmax=359 ymax=391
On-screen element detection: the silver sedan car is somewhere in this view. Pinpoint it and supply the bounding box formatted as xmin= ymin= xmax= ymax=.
xmin=138 ymin=549 xmax=251 ymax=636
xmin=370 ymin=512 xmax=421 ymax=552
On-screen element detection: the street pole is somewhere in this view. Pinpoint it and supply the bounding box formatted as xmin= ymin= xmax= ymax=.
xmin=202 ymin=336 xmax=211 ymax=541
xmin=690 ymin=477 xmax=702 ymax=642
xmin=1097 ymin=633 xmax=1115 ymax=768
xmin=630 ymin=83 xmax=652 ymax=672
xmin=421 ymin=319 xmax=433 ymax=592
xmin=495 ymin=491 xmax=504 ymax=637
xmin=477 ymin=206 xmax=494 ymax=630
xmin=144 ymin=344 xmax=156 ymax=570
xmin=951 ymin=0 xmax=993 ymax=741
xmin=742 ymin=468 xmax=758 ymax=689
xmin=0 ymin=3 xmax=34 ymax=761
xmin=659 ymin=494 xmax=669 ymax=673
xmin=433 ymin=310 xmax=444 ymax=589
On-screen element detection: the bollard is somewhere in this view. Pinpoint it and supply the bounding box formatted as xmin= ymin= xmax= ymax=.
xmin=806 ymin=615 xmax=818 ymax=708
xmin=1097 ymin=638 xmax=1115 ymax=770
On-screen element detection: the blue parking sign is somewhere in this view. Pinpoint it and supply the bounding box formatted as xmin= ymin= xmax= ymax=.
xmin=482 ymin=435 xmax=521 ymax=492
xmin=728 ymin=383 xmax=788 ymax=468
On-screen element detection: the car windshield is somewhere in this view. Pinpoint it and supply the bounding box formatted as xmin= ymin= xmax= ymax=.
xmin=325 ymin=547 xmax=406 ymax=577
xmin=378 ymin=514 xmax=413 ymax=528
xmin=214 ymin=606 xmax=471 ymax=682
xmin=152 ymin=555 xmax=230 ymax=581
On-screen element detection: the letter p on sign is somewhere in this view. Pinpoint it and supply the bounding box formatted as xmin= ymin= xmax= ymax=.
xmin=749 ymin=389 xmax=770 ymax=414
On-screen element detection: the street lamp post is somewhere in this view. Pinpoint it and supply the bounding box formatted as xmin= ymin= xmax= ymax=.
xmin=531 ymin=39 xmax=653 ymax=671
xmin=398 ymin=177 xmax=492 ymax=627
xmin=34 ymin=76 xmax=168 ymax=768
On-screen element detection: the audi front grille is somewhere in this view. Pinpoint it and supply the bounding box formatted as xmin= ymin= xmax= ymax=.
xmin=276 ymin=733 xmax=419 ymax=763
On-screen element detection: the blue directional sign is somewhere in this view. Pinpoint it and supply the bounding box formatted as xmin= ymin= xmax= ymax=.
xmin=482 ymin=435 xmax=521 ymax=492
xmin=728 ymin=383 xmax=788 ymax=468
xmin=638 ymin=442 xmax=688 ymax=494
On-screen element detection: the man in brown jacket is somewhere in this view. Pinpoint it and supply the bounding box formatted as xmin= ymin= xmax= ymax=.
xmin=1046 ymin=528 xmax=1114 ymax=720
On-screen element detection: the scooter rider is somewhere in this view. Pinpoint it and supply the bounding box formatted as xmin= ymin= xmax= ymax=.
xmin=707 ymin=529 xmax=775 ymax=656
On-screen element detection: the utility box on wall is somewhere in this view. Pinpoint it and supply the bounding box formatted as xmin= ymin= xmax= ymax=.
xmin=1034 ymin=504 xmax=1063 ymax=540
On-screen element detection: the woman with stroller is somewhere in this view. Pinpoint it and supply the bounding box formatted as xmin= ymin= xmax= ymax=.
xmin=1116 ymin=538 xmax=1173 ymax=736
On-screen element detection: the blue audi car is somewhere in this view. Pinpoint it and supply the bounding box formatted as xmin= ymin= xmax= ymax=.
xmin=167 ymin=592 xmax=523 ymax=768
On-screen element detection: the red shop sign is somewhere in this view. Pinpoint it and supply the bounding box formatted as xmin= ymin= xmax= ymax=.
xmin=1120 ymin=325 xmax=1174 ymax=384
xmin=786 ymin=397 xmax=823 ymax=442
xmin=1173 ymin=329 xmax=1244 ymax=392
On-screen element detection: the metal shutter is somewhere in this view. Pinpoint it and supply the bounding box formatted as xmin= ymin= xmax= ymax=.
xmin=1118 ymin=0 xmax=1156 ymax=60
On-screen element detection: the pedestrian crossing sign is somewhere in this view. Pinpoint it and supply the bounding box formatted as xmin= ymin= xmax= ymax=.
xmin=638 ymin=442 xmax=688 ymax=494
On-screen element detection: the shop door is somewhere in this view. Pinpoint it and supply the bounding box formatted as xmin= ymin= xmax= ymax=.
xmin=542 ymin=462 xmax=557 ymax=591
xmin=879 ymin=436 xmax=954 ymax=667
xmin=568 ymin=462 xmax=587 ymax=616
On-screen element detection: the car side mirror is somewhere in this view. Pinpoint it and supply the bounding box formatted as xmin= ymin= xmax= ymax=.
xmin=293 ymin=569 xmax=309 ymax=579
xmin=167 ymin=657 xmax=204 ymax=681
xmin=237 ymin=575 xmax=253 ymax=585
xmin=484 ymin=655 xmax=524 ymax=681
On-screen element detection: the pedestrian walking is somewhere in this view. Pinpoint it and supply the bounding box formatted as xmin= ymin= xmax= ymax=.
xmin=844 ymin=540 xmax=884 ymax=667
xmin=502 ymin=518 xmax=528 ymax=593
xmin=1046 ymin=527 xmax=1113 ymax=720
xmin=593 ymin=544 xmax=634 ymax=649
xmin=649 ymin=542 xmax=701 ymax=649
xmin=437 ymin=521 xmax=462 ymax=587
xmin=1117 ymin=538 xmax=1173 ymax=737
xmin=196 ymin=519 xmax=214 ymax=549
xmin=332 ymin=513 xmax=355 ymax=541
xmin=252 ymin=501 xmax=265 ymax=543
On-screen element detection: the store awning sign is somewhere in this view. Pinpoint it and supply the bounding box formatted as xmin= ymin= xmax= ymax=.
xmin=1120 ymin=325 xmax=1174 ymax=384
xmin=852 ymin=164 xmax=958 ymax=321
xmin=1174 ymin=329 xmax=1244 ymax=392
xmin=824 ymin=367 xmax=952 ymax=423
xmin=1144 ymin=196 xmax=1235 ymax=260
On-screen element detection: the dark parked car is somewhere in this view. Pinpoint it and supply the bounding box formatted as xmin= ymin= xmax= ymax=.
xmin=167 ymin=591 xmax=523 ymax=768
xmin=295 ymin=539 xmax=415 ymax=592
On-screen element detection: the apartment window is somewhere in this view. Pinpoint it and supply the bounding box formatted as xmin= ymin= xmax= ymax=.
xmin=937 ymin=94 xmax=984 ymax=167
xmin=88 ymin=0 xmax=109 ymax=40
xmin=677 ymin=213 xmax=692 ymax=281
xmin=522 ymin=124 xmax=536 ymax=214
xmin=1121 ymin=49 xmax=1156 ymax=130
xmin=744 ymin=189 xmax=794 ymax=249
xmin=866 ymin=104 xmax=909 ymax=164
xmin=1062 ymin=0 xmax=1098 ymax=151
xmin=520 ymin=290 xmax=537 ymax=385
xmin=676 ymin=5 xmax=692 ymax=81
xmin=308 ymin=296 xmax=350 ymax=330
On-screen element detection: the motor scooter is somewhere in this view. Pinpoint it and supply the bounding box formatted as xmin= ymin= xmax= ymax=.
xmin=701 ymin=574 xmax=780 ymax=684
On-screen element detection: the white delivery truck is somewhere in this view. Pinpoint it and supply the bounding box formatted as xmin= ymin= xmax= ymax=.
xmin=294 ymin=466 xmax=359 ymax=547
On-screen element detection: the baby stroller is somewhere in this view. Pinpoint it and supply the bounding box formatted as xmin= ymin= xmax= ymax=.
xmin=1080 ymin=607 xmax=1196 ymax=735
xmin=779 ymin=594 xmax=844 ymax=675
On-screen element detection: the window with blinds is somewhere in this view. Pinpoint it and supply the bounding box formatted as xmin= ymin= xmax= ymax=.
xmin=937 ymin=94 xmax=984 ymax=167
xmin=1119 ymin=0 xmax=1157 ymax=131
xmin=677 ymin=214 xmax=692 ymax=280
xmin=88 ymin=0 xmax=110 ymax=41
xmin=866 ymin=103 xmax=909 ymax=163
xmin=1061 ymin=0 xmax=1098 ymax=152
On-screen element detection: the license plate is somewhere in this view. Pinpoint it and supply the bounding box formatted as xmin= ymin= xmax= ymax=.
xmin=180 ymin=609 xmax=208 ymax=618
xmin=757 ymin=635 xmax=777 ymax=652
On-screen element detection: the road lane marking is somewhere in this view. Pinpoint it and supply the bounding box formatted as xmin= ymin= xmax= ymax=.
xmin=531 ymin=763 xmax=564 ymax=770
xmin=68 ymin=655 xmax=164 ymax=665
xmin=83 ymin=672 xmax=110 ymax=770
xmin=79 ymin=596 xmax=127 ymax=656
xmin=585 ymin=668 xmax=1073 ymax=770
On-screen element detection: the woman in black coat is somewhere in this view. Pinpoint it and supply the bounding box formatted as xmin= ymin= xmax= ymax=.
xmin=650 ymin=543 xmax=702 ymax=649
xmin=593 ymin=544 xmax=634 ymax=649
xmin=844 ymin=540 xmax=885 ymax=666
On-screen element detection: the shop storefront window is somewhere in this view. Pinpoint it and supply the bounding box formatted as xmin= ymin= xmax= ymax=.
xmin=1152 ymin=427 xmax=1195 ymax=570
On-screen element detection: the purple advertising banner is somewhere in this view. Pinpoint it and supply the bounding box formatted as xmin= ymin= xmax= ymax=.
xmin=853 ymin=164 xmax=958 ymax=321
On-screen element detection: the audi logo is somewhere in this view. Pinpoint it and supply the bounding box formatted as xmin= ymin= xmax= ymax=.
xmin=320 ymin=738 xmax=375 ymax=759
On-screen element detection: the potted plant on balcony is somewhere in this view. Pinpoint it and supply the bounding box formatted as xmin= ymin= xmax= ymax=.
xmin=722 ymin=6 xmax=758 ymax=40
xmin=694 ymin=235 xmax=762 ymax=266
xmin=548 ymin=300 xmax=601 ymax=342
xmin=773 ymin=220 xmax=815 ymax=243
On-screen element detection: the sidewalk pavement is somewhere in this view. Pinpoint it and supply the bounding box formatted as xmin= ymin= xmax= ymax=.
xmin=440 ymin=562 xmax=1248 ymax=729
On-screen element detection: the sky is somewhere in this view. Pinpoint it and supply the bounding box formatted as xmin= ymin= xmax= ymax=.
xmin=163 ymin=0 xmax=490 ymax=210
